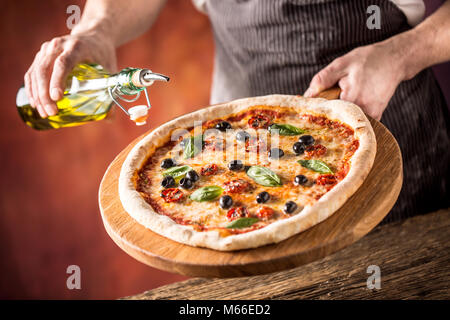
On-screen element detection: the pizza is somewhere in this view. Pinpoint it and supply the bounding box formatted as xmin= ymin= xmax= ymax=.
xmin=119 ymin=95 xmax=376 ymax=251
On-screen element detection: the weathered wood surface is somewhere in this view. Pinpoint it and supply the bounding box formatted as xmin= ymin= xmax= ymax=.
xmin=125 ymin=208 xmax=450 ymax=300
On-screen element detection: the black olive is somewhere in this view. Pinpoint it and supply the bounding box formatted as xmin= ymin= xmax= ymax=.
xmin=236 ymin=130 xmax=251 ymax=142
xmin=228 ymin=160 xmax=244 ymax=171
xmin=179 ymin=177 xmax=193 ymax=189
xmin=294 ymin=175 xmax=308 ymax=186
xmin=293 ymin=142 xmax=306 ymax=155
xmin=161 ymin=158 xmax=176 ymax=169
xmin=269 ymin=148 xmax=284 ymax=159
xmin=215 ymin=121 xmax=232 ymax=132
xmin=219 ymin=195 xmax=233 ymax=209
xmin=186 ymin=170 xmax=199 ymax=182
xmin=161 ymin=176 xmax=175 ymax=188
xmin=299 ymin=135 xmax=315 ymax=146
xmin=256 ymin=191 xmax=270 ymax=204
xmin=284 ymin=201 xmax=298 ymax=214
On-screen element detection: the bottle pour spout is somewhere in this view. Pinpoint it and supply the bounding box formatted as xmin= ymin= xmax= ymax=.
xmin=134 ymin=69 xmax=169 ymax=87
xmin=142 ymin=70 xmax=170 ymax=83
xmin=130 ymin=69 xmax=169 ymax=88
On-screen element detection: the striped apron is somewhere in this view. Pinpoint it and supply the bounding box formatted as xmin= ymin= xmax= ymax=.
xmin=206 ymin=0 xmax=449 ymax=223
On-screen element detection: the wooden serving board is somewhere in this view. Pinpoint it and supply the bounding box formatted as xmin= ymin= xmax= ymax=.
xmin=98 ymin=89 xmax=403 ymax=278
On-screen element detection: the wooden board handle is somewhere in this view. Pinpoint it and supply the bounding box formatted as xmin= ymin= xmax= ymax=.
xmin=316 ymin=86 xmax=341 ymax=100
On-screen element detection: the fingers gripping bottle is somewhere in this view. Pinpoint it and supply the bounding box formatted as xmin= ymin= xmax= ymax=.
xmin=16 ymin=63 xmax=169 ymax=130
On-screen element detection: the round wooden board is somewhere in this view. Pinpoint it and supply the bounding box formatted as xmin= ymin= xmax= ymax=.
xmin=99 ymin=118 xmax=402 ymax=278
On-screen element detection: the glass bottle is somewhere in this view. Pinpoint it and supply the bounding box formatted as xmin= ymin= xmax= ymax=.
xmin=16 ymin=63 xmax=169 ymax=130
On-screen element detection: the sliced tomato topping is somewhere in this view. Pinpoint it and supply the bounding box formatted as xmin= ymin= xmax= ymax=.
xmin=227 ymin=207 xmax=249 ymax=221
xmin=300 ymin=114 xmax=327 ymax=126
xmin=245 ymin=137 xmax=266 ymax=153
xmin=305 ymin=144 xmax=327 ymax=158
xmin=347 ymin=139 xmax=359 ymax=153
xmin=160 ymin=188 xmax=184 ymax=203
xmin=248 ymin=114 xmax=271 ymax=129
xmin=301 ymin=114 xmax=335 ymax=128
xmin=256 ymin=206 xmax=275 ymax=219
xmin=223 ymin=179 xmax=250 ymax=193
xmin=300 ymin=114 xmax=355 ymax=133
xmin=200 ymin=163 xmax=219 ymax=176
xmin=341 ymin=127 xmax=354 ymax=138
xmin=315 ymin=174 xmax=337 ymax=186
xmin=335 ymin=162 xmax=350 ymax=180
xmin=204 ymin=138 xmax=224 ymax=151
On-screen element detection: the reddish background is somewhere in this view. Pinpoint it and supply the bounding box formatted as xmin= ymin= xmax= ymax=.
xmin=0 ymin=0 xmax=448 ymax=299
xmin=0 ymin=0 xmax=212 ymax=299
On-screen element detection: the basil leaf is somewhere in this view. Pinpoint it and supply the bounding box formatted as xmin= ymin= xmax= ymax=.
xmin=226 ymin=217 xmax=259 ymax=229
xmin=190 ymin=186 xmax=223 ymax=202
xmin=246 ymin=166 xmax=282 ymax=187
xmin=183 ymin=135 xmax=203 ymax=159
xmin=162 ymin=165 xmax=192 ymax=179
xmin=268 ymin=123 xmax=305 ymax=136
xmin=298 ymin=160 xmax=333 ymax=174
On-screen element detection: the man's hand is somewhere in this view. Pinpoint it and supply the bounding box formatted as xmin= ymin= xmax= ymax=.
xmin=24 ymin=31 xmax=117 ymax=118
xmin=305 ymin=0 xmax=450 ymax=120
xmin=23 ymin=0 xmax=168 ymax=119
xmin=304 ymin=41 xmax=407 ymax=120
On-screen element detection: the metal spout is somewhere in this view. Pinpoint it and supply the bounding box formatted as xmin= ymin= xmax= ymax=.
xmin=141 ymin=70 xmax=170 ymax=85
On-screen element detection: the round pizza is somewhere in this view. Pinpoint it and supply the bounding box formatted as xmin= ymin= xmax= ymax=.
xmin=119 ymin=95 xmax=376 ymax=251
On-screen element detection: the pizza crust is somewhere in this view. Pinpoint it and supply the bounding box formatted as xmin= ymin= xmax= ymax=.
xmin=119 ymin=95 xmax=376 ymax=251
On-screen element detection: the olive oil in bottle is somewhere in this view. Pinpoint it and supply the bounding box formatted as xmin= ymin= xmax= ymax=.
xmin=16 ymin=63 xmax=169 ymax=130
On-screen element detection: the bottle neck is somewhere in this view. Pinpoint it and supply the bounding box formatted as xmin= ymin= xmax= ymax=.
xmin=65 ymin=67 xmax=154 ymax=97
xmin=114 ymin=68 xmax=145 ymax=96
xmin=113 ymin=68 xmax=169 ymax=96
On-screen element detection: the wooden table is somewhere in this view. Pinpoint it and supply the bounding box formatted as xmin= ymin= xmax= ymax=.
xmin=124 ymin=208 xmax=450 ymax=300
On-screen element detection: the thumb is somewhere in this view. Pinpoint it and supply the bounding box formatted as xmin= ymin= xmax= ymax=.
xmin=304 ymin=60 xmax=347 ymax=97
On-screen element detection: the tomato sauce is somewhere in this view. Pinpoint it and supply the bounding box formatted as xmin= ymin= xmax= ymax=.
xmin=135 ymin=107 xmax=361 ymax=235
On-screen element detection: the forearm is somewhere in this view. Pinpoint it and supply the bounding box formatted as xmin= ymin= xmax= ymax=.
xmin=71 ymin=0 xmax=167 ymax=47
xmin=386 ymin=0 xmax=450 ymax=81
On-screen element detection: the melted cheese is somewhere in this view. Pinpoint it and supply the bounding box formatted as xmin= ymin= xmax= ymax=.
xmin=138 ymin=109 xmax=357 ymax=232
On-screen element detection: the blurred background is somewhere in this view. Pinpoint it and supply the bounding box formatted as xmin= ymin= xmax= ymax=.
xmin=0 ymin=0 xmax=448 ymax=299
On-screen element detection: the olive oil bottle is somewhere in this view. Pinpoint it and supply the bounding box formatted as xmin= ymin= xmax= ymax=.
xmin=16 ymin=63 xmax=169 ymax=130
